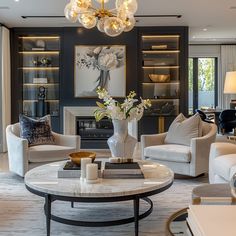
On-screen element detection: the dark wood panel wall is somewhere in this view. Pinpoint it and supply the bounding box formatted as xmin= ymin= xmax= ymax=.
xmin=60 ymin=27 xmax=138 ymax=131
xmin=10 ymin=26 xmax=188 ymax=134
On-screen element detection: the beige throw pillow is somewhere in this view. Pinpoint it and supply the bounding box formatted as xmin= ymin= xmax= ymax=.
xmin=164 ymin=113 xmax=202 ymax=146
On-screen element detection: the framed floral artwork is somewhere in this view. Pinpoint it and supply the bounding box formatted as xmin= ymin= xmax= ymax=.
xmin=74 ymin=45 xmax=126 ymax=97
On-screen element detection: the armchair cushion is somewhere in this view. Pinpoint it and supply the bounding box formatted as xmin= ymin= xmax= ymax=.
xmin=19 ymin=114 xmax=55 ymax=146
xmin=28 ymin=144 xmax=75 ymax=163
xmin=165 ymin=113 xmax=202 ymax=146
xmin=213 ymin=154 xmax=236 ymax=181
xmin=144 ymin=144 xmax=191 ymax=163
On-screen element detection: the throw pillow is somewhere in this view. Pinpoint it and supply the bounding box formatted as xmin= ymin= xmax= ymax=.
xmin=164 ymin=113 xmax=202 ymax=146
xmin=19 ymin=114 xmax=55 ymax=146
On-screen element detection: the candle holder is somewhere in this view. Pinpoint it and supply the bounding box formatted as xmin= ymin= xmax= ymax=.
xmin=80 ymin=158 xmax=92 ymax=181
xmin=86 ymin=163 xmax=99 ymax=184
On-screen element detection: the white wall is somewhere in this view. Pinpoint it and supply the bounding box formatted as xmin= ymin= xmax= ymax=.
xmin=189 ymin=45 xmax=221 ymax=58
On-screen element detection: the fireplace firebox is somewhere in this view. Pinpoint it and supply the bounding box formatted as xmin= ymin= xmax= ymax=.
xmin=76 ymin=117 xmax=113 ymax=149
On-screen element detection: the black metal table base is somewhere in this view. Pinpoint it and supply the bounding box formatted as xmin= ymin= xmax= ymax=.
xmin=26 ymin=181 xmax=173 ymax=236
xmin=44 ymin=196 xmax=152 ymax=236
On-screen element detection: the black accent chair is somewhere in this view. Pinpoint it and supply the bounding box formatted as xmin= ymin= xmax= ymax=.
xmin=219 ymin=109 xmax=236 ymax=134
xmin=195 ymin=109 xmax=214 ymax=123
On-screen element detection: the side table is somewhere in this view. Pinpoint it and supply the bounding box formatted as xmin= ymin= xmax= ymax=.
xmin=227 ymin=135 xmax=236 ymax=142
xmin=166 ymin=183 xmax=236 ymax=236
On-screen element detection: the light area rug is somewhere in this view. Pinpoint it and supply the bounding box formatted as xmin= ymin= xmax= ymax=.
xmin=0 ymin=172 xmax=207 ymax=236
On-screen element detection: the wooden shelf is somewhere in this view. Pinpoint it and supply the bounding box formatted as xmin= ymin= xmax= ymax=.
xmin=20 ymin=67 xmax=59 ymax=70
xmin=19 ymin=36 xmax=60 ymax=39
xmin=23 ymin=83 xmax=59 ymax=86
xmin=142 ymin=81 xmax=179 ymax=85
xmin=19 ymin=51 xmax=59 ymax=54
xmin=23 ymin=100 xmax=59 ymax=102
xmin=143 ymin=66 xmax=180 ymax=69
xmin=148 ymin=98 xmax=180 ymax=101
xmin=142 ymin=50 xmax=180 ymax=54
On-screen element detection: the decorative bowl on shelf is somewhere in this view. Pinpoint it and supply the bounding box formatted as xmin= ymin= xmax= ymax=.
xmin=69 ymin=151 xmax=96 ymax=165
xmin=149 ymin=74 xmax=170 ymax=83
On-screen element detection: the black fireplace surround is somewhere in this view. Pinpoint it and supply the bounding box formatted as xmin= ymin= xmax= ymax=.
xmin=76 ymin=117 xmax=113 ymax=149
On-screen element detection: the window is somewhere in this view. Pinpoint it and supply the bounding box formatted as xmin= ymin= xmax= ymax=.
xmin=188 ymin=57 xmax=217 ymax=114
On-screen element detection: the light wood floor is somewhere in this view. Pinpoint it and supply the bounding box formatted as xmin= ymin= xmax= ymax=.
xmin=0 ymin=152 xmax=9 ymax=172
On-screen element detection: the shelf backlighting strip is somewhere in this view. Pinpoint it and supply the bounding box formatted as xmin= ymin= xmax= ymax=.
xmin=23 ymin=83 xmax=59 ymax=86
xmin=19 ymin=36 xmax=60 ymax=39
xmin=19 ymin=51 xmax=59 ymax=54
xmin=142 ymin=82 xmax=180 ymax=85
xmin=23 ymin=100 xmax=59 ymax=102
xmin=142 ymin=35 xmax=180 ymax=39
xmin=143 ymin=66 xmax=180 ymax=69
xmin=20 ymin=67 xmax=59 ymax=70
xmin=143 ymin=50 xmax=180 ymax=54
xmin=150 ymin=98 xmax=179 ymax=101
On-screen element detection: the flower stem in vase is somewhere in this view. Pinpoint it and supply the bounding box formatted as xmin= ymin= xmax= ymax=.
xmin=94 ymin=70 xmax=110 ymax=91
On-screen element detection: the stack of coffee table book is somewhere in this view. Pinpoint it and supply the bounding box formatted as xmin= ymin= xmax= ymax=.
xmin=58 ymin=161 xmax=102 ymax=178
xmin=187 ymin=205 xmax=236 ymax=236
xmin=103 ymin=162 xmax=144 ymax=179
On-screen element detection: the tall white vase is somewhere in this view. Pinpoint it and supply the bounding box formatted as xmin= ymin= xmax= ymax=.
xmin=107 ymin=119 xmax=137 ymax=158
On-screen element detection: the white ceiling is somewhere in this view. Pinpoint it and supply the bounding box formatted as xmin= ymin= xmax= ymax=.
xmin=1 ymin=0 xmax=236 ymax=43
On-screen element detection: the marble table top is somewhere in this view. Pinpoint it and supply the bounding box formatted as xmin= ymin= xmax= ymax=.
xmin=25 ymin=160 xmax=174 ymax=198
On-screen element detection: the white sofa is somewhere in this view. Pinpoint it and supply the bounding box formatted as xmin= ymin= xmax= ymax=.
xmin=141 ymin=122 xmax=217 ymax=177
xmin=6 ymin=123 xmax=80 ymax=177
xmin=209 ymin=142 xmax=236 ymax=183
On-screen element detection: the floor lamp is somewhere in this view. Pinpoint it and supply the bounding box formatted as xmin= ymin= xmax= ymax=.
xmin=224 ymin=71 xmax=236 ymax=108
xmin=224 ymin=71 xmax=236 ymax=135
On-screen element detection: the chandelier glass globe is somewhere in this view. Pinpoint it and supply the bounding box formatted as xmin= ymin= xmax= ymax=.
xmin=116 ymin=0 xmax=138 ymax=14
xmin=123 ymin=15 xmax=135 ymax=32
xmin=79 ymin=12 xmax=97 ymax=29
xmin=104 ymin=17 xmax=124 ymax=37
xmin=64 ymin=0 xmax=137 ymax=37
xmin=97 ymin=17 xmax=108 ymax=32
xmin=64 ymin=3 xmax=79 ymax=23
xmin=71 ymin=0 xmax=92 ymax=12
xmin=95 ymin=0 xmax=110 ymax=3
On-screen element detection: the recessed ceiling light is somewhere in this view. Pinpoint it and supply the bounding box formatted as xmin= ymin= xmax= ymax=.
xmin=14 ymin=0 xmax=20 ymax=2
xmin=203 ymin=28 xmax=208 ymax=31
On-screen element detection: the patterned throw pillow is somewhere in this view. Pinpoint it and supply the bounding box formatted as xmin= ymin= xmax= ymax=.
xmin=19 ymin=114 xmax=55 ymax=146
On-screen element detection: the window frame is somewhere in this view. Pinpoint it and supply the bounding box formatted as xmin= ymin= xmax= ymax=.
xmin=189 ymin=57 xmax=218 ymax=114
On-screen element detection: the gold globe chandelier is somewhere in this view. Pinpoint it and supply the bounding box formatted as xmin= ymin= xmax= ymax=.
xmin=64 ymin=0 xmax=138 ymax=37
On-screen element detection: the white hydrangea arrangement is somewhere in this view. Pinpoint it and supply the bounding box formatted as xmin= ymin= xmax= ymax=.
xmin=94 ymin=87 xmax=151 ymax=122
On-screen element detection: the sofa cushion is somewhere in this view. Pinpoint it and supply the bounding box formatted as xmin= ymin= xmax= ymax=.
xmin=213 ymin=154 xmax=236 ymax=181
xmin=165 ymin=113 xmax=202 ymax=146
xmin=144 ymin=144 xmax=191 ymax=163
xmin=19 ymin=114 xmax=55 ymax=146
xmin=28 ymin=145 xmax=75 ymax=163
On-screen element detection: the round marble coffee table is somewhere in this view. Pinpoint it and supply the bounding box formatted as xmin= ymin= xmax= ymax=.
xmin=25 ymin=160 xmax=174 ymax=236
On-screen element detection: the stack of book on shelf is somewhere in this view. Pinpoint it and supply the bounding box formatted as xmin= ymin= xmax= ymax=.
xmin=103 ymin=162 xmax=144 ymax=179
xmin=58 ymin=161 xmax=102 ymax=178
xmin=187 ymin=205 xmax=236 ymax=236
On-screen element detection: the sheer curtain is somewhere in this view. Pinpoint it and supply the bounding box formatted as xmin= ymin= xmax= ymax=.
xmin=0 ymin=26 xmax=11 ymax=152
xmin=219 ymin=45 xmax=236 ymax=109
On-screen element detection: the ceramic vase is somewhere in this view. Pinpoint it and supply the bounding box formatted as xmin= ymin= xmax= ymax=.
xmin=107 ymin=119 xmax=137 ymax=158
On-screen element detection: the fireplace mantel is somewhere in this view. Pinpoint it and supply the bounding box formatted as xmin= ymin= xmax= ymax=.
xmin=63 ymin=106 xmax=138 ymax=139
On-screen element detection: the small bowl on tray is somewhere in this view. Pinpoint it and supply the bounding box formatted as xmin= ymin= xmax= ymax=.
xmin=69 ymin=151 xmax=96 ymax=165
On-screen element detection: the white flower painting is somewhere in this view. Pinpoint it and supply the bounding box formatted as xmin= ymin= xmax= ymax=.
xmin=74 ymin=45 xmax=126 ymax=97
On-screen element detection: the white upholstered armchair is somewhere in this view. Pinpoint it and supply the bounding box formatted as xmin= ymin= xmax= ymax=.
xmin=209 ymin=142 xmax=236 ymax=183
xmin=6 ymin=123 xmax=80 ymax=177
xmin=141 ymin=122 xmax=217 ymax=177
